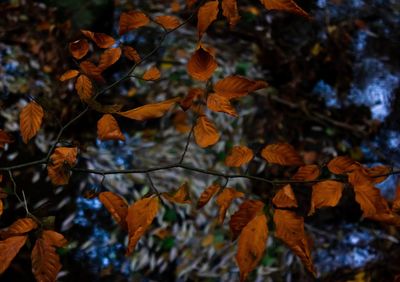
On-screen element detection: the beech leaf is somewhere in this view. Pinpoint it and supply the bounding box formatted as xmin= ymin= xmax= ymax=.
xmin=47 ymin=147 xmax=78 ymax=185
xmin=0 ymin=236 xmax=27 ymax=275
xmin=69 ymin=39 xmax=89 ymax=60
xmin=292 ymin=165 xmax=320 ymax=181
xmin=272 ymin=184 xmax=298 ymax=208
xmin=118 ymin=98 xmax=180 ymax=121
xmin=215 ymin=188 xmax=244 ymax=224
xmin=0 ymin=218 xmax=38 ymax=239
xmin=119 ymin=11 xmax=150 ymax=35
xmin=20 ymin=101 xmax=44 ymax=144
xmin=155 ymin=15 xmax=181 ymax=30
xmin=0 ymin=129 xmax=14 ymax=149
xmin=214 ymin=75 xmax=267 ymax=100
xmin=224 ymin=146 xmax=254 ymax=167
xmin=327 ymin=156 xmax=360 ymax=175
xmin=41 ymin=230 xmax=68 ymax=248
xmin=222 ymin=0 xmax=240 ymax=28
xmin=261 ymin=143 xmax=304 ymax=166
xmin=142 ymin=66 xmax=161 ymax=81
xmin=260 ymin=0 xmax=310 ymax=18
xmin=193 ymin=115 xmax=220 ymax=148
xmin=123 ymin=46 xmax=141 ymax=63
xmin=162 ymin=183 xmax=191 ymax=204
xmin=59 ymin=70 xmax=79 ymax=82
xmin=97 ymin=114 xmax=125 ymax=141
xmin=229 ymin=199 xmax=264 ymax=240
xmin=75 ymin=75 xmax=93 ymax=101
xmin=187 ymin=46 xmax=217 ymax=81
xmin=197 ymin=184 xmax=220 ymax=209
xmin=207 ymin=94 xmax=238 ymax=117
xmin=197 ymin=0 xmax=219 ymax=39
xmin=80 ymin=30 xmax=115 ymax=48
xmin=98 ymin=47 xmax=122 ymax=71
xmin=309 ymin=180 xmax=344 ymax=215
xmin=99 ymin=191 xmax=129 ymax=230
xmin=31 ymin=238 xmax=62 ymax=282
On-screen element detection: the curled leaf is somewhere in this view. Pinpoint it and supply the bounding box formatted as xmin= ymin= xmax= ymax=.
xmin=97 ymin=114 xmax=125 ymax=141
xmin=222 ymin=0 xmax=240 ymax=28
xmin=272 ymin=184 xmax=298 ymax=208
xmin=193 ymin=116 xmax=220 ymax=148
xmin=155 ymin=15 xmax=181 ymax=30
xmin=197 ymin=0 xmax=219 ymax=39
xmin=225 ymin=146 xmax=254 ymax=167
xmin=47 ymin=147 xmax=78 ymax=185
xmin=162 ymin=183 xmax=191 ymax=204
xmin=309 ymin=180 xmax=344 ymax=215
xmin=99 ymin=191 xmax=128 ymax=230
xmin=123 ymin=46 xmax=141 ymax=63
xmin=119 ymin=11 xmax=150 ymax=35
xmin=69 ymin=39 xmax=89 ymax=60
xmin=59 ymin=70 xmax=79 ymax=82
xmin=142 ymin=66 xmax=161 ymax=81
xmin=75 ymin=75 xmax=93 ymax=101
xmin=207 ymin=94 xmax=237 ymax=117
xmin=261 ymin=143 xmax=304 ymax=166
xmin=229 ymin=199 xmax=264 ymax=240
xmin=187 ymin=46 xmax=217 ymax=81
xmin=80 ymin=30 xmax=115 ymax=48
xmin=118 ymin=98 xmax=179 ymax=121
xmin=260 ymin=0 xmax=309 ymax=18
xmin=292 ymin=165 xmax=320 ymax=180
xmin=197 ymin=184 xmax=220 ymax=209
xmin=98 ymin=47 xmax=122 ymax=71
xmin=20 ymin=101 xmax=44 ymax=144
xmin=0 ymin=236 xmax=27 ymax=274
xmin=215 ymin=188 xmax=244 ymax=224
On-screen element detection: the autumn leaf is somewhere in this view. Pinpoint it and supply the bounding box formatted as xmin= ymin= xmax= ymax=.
xmin=19 ymin=101 xmax=44 ymax=144
xmin=197 ymin=184 xmax=220 ymax=209
xmin=69 ymin=39 xmax=89 ymax=60
xmin=215 ymin=188 xmax=244 ymax=224
xmin=98 ymin=47 xmax=122 ymax=72
xmin=118 ymin=97 xmax=180 ymax=121
xmin=155 ymin=15 xmax=181 ymax=30
xmin=214 ymin=75 xmax=268 ymax=99
xmin=229 ymin=199 xmax=264 ymax=240
xmin=365 ymin=165 xmax=391 ymax=184
xmin=0 ymin=200 xmax=3 ymax=217
xmin=162 ymin=183 xmax=191 ymax=204
xmin=180 ymin=88 xmax=204 ymax=111
xmin=272 ymin=184 xmax=298 ymax=208
xmin=261 ymin=143 xmax=304 ymax=166
xmin=207 ymin=94 xmax=238 ymax=117
xmin=225 ymin=146 xmax=254 ymax=167
xmin=236 ymin=213 xmax=268 ymax=282
xmin=80 ymin=30 xmax=115 ymax=48
xmin=0 ymin=129 xmax=14 ymax=149
xmin=0 ymin=236 xmax=27 ymax=274
xmin=99 ymin=191 xmax=129 ymax=230
xmin=274 ymin=209 xmax=316 ymax=276
xmin=79 ymin=60 xmax=104 ymax=82
xmin=197 ymin=0 xmax=219 ymax=39
xmin=59 ymin=70 xmax=79 ymax=82
xmin=97 ymin=114 xmax=125 ymax=141
xmin=31 ymin=238 xmax=62 ymax=282
xmin=309 ymin=180 xmax=344 ymax=215
xmin=193 ymin=115 xmax=220 ymax=148
xmin=126 ymin=196 xmax=159 ymax=255
xmin=47 ymin=147 xmax=78 ymax=185
xmin=222 ymin=0 xmax=240 ymax=28
xmin=393 ymin=184 xmax=400 ymax=213
xmin=327 ymin=156 xmax=360 ymax=175
xmin=260 ymin=0 xmax=309 ymax=18
xmin=75 ymin=75 xmax=93 ymax=101
xmin=123 ymin=46 xmax=141 ymax=63
xmin=0 ymin=217 xmax=38 ymax=239
xmin=187 ymin=46 xmax=217 ymax=81
xmin=292 ymin=165 xmax=320 ymax=181
xmin=41 ymin=230 xmax=68 ymax=248
xmin=142 ymin=66 xmax=161 ymax=81
xmin=172 ymin=111 xmax=191 ymax=133
xmin=119 ymin=11 xmax=150 ymax=35
xmin=186 ymin=0 xmax=197 ymax=8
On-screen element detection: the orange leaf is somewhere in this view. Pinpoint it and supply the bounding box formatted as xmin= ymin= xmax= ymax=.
xmin=126 ymin=196 xmax=159 ymax=255
xmin=69 ymin=39 xmax=89 ymax=60
xmin=59 ymin=70 xmax=79 ymax=82
xmin=274 ymin=209 xmax=316 ymax=276
xmin=47 ymin=147 xmax=78 ymax=185
xmin=155 ymin=15 xmax=181 ymax=30
xmin=31 ymin=238 xmax=62 ymax=282
xmin=260 ymin=0 xmax=309 ymax=18
xmin=222 ymin=0 xmax=240 ymax=28
xmin=225 ymin=146 xmax=254 ymax=167
xmin=119 ymin=11 xmax=150 ymax=35
xmin=197 ymin=0 xmax=219 ymax=39
xmin=0 ymin=129 xmax=14 ymax=149
xmin=0 ymin=200 xmax=3 ymax=217
xmin=207 ymin=94 xmax=237 ymax=116
xmin=197 ymin=184 xmax=220 ymax=209
xmin=79 ymin=60 xmax=103 ymax=82
xmin=118 ymin=97 xmax=179 ymax=121
xmin=142 ymin=66 xmax=161 ymax=81
xmin=80 ymin=30 xmax=115 ymax=48
xmin=193 ymin=115 xmax=220 ymax=148
xmin=97 ymin=114 xmax=125 ymax=141
xmin=41 ymin=230 xmax=68 ymax=248
xmin=180 ymin=88 xmax=204 ymax=111
xmin=309 ymin=180 xmax=343 ymax=215
xmin=229 ymin=199 xmax=264 ymax=240
xmin=272 ymin=184 xmax=298 ymax=208
xmin=215 ymin=188 xmax=244 ymax=224
xmin=365 ymin=165 xmax=391 ymax=184
xmin=99 ymin=191 xmax=128 ymax=230
xmin=172 ymin=111 xmax=191 ymax=133
xmin=214 ymin=75 xmax=268 ymax=99
xmin=187 ymin=46 xmax=217 ymax=81
xmin=236 ymin=213 xmax=268 ymax=282
xmin=20 ymin=101 xmax=44 ymax=144
xmin=162 ymin=183 xmax=191 ymax=204
xmin=0 ymin=235 xmax=27 ymax=274
xmin=0 ymin=218 xmax=38 ymax=239
xmin=292 ymin=165 xmax=320 ymax=180
xmin=327 ymin=156 xmax=360 ymax=174
xmin=75 ymin=75 xmax=93 ymax=101
xmin=98 ymin=47 xmax=122 ymax=71
xmin=261 ymin=143 xmax=304 ymax=166
xmin=123 ymin=46 xmax=141 ymax=63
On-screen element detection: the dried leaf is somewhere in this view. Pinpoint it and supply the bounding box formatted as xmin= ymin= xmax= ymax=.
xmin=142 ymin=66 xmax=161 ymax=81
xmin=118 ymin=98 xmax=179 ymax=121
xmin=41 ymin=230 xmax=68 ymax=248
xmin=20 ymin=101 xmax=44 ymax=144
xmin=119 ymin=11 xmax=150 ymax=35
xmin=126 ymin=196 xmax=159 ymax=255
xmin=365 ymin=165 xmax=391 ymax=184
xmin=97 ymin=114 xmax=125 ymax=141
xmin=215 ymin=188 xmax=244 ymax=224
xmin=272 ymin=184 xmax=298 ymax=208
xmin=292 ymin=165 xmax=320 ymax=181
xmin=207 ymin=94 xmax=237 ymax=116
xmin=86 ymin=100 xmax=123 ymax=114
xmin=230 ymin=199 xmax=264 ymax=240
xmin=225 ymin=146 xmax=254 ymax=167
xmin=69 ymin=39 xmax=89 ymax=60
xmin=309 ymin=180 xmax=344 ymax=215
xmin=186 ymin=0 xmax=197 ymax=8
xmin=193 ymin=115 xmax=220 ymax=148
xmin=47 ymin=147 xmax=78 ymax=185
xmin=123 ymin=46 xmax=141 ymax=63
xmin=162 ymin=183 xmax=191 ymax=204
xmin=274 ymin=209 xmax=315 ymax=276
xmin=187 ymin=46 xmax=217 ymax=81
xmin=59 ymin=70 xmax=79 ymax=82
xmin=197 ymin=184 xmax=220 ymax=209
xmin=261 ymin=143 xmax=304 ymax=166
xmin=222 ymin=0 xmax=240 ymax=28
xmin=180 ymin=88 xmax=204 ymax=111
xmin=236 ymin=213 xmax=268 ymax=282
xmin=0 ymin=129 xmax=14 ymax=149
xmin=214 ymin=75 xmax=268 ymax=99
xmin=197 ymin=0 xmax=219 ymax=39
xmin=80 ymin=30 xmax=115 ymax=48
xmin=327 ymin=156 xmax=360 ymax=174
xmin=75 ymin=75 xmax=93 ymax=101
xmin=172 ymin=111 xmax=191 ymax=133
xmin=99 ymin=191 xmax=128 ymax=230
xmin=0 ymin=200 xmax=3 ymax=217
xmin=0 ymin=218 xmax=38 ymax=239
xmin=260 ymin=0 xmax=309 ymax=18
xmin=0 ymin=236 xmax=27 ymax=274
xmin=393 ymin=184 xmax=400 ymax=213
xmin=31 ymin=238 xmax=61 ymax=282
xmin=155 ymin=15 xmax=181 ymax=30
xmin=98 ymin=47 xmax=122 ymax=71
xmin=79 ymin=60 xmax=104 ymax=82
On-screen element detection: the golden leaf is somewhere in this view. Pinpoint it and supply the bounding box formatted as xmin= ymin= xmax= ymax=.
xmin=193 ymin=115 xmax=220 ymax=148
xmin=162 ymin=183 xmax=191 ymax=204
xmin=31 ymin=238 xmax=62 ymax=282
xmin=236 ymin=213 xmax=268 ymax=282
xmin=207 ymin=94 xmax=238 ymax=117
xmin=215 ymin=188 xmax=244 ymax=224
xmin=142 ymin=66 xmax=161 ymax=81
xmin=59 ymin=70 xmax=79 ymax=82
xmin=214 ymin=75 xmax=268 ymax=99
xmin=197 ymin=0 xmax=219 ymax=39
xmin=0 ymin=218 xmax=38 ymax=239
xmin=119 ymin=11 xmax=150 ymax=35
xmin=225 ymin=146 xmax=254 ymax=167
xmin=69 ymin=39 xmax=89 ymax=60
xmin=75 ymin=75 xmax=93 ymax=101
xmin=309 ymin=180 xmax=343 ymax=215
xmin=123 ymin=46 xmax=141 ymax=63
xmin=327 ymin=156 xmax=360 ymax=175
xmin=272 ymin=184 xmax=298 ymax=208
xmin=41 ymin=230 xmax=68 ymax=248
xmin=229 ymin=199 xmax=264 ymax=240
xmin=155 ymin=15 xmax=181 ymax=30
xmin=47 ymin=147 xmax=78 ymax=185
xmin=118 ymin=97 xmax=179 ymax=121
xmin=80 ymin=30 xmax=115 ymax=48
xmin=126 ymin=196 xmax=159 ymax=255
xmin=0 ymin=236 xmax=27 ymax=275
xmin=98 ymin=47 xmax=122 ymax=71
xmin=222 ymin=0 xmax=240 ymax=28
xmin=97 ymin=114 xmax=125 ymax=141
xmin=261 ymin=143 xmax=304 ymax=166
xmin=19 ymin=101 xmax=44 ymax=144
xmin=187 ymin=46 xmax=217 ymax=81
xmin=292 ymin=165 xmax=320 ymax=180
xmin=197 ymin=184 xmax=221 ymax=209
xmin=260 ymin=0 xmax=309 ymax=18
xmin=99 ymin=191 xmax=129 ymax=230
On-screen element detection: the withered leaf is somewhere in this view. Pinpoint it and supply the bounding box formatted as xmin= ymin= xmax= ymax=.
xmin=162 ymin=183 xmax=191 ymax=204
xmin=99 ymin=191 xmax=128 ymax=230
xmin=20 ymin=101 xmax=44 ymax=144
xmin=215 ymin=188 xmax=244 ymax=224
xmin=193 ymin=115 xmax=220 ymax=148
xmin=119 ymin=11 xmax=150 ymax=35
xmin=197 ymin=0 xmax=219 ymax=39
xmin=197 ymin=184 xmax=220 ymax=209
xmin=187 ymin=46 xmax=217 ymax=81
xmin=261 ymin=143 xmax=304 ymax=166
xmin=0 ymin=236 xmax=27 ymax=275
xmin=118 ymin=98 xmax=180 ymax=121
xmin=272 ymin=184 xmax=298 ymax=208
xmin=230 ymin=199 xmax=264 ymax=240
xmin=224 ymin=146 xmax=254 ymax=167
xmin=309 ymin=180 xmax=344 ymax=215
xmin=97 ymin=114 xmax=125 ymax=141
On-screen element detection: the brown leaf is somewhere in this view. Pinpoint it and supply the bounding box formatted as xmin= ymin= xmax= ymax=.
xmin=229 ymin=199 xmax=264 ymax=240
xmin=261 ymin=143 xmax=304 ymax=166
xmin=75 ymin=75 xmax=93 ymax=101
xmin=126 ymin=196 xmax=159 ymax=255
xmin=186 ymin=0 xmax=197 ymax=8
xmin=31 ymin=238 xmax=62 ymax=282
xmin=197 ymin=0 xmax=219 ymax=39
xmin=0 ymin=218 xmax=38 ymax=239
xmin=47 ymin=147 xmax=78 ymax=185
xmin=97 ymin=114 xmax=125 ymax=141
xmin=80 ymin=30 xmax=115 ymax=48
xmin=119 ymin=11 xmax=150 ymax=35
xmin=0 ymin=129 xmax=14 ymax=149
xmin=272 ymin=184 xmax=298 ymax=208
xmin=222 ymin=0 xmax=240 ymax=28
xmin=260 ymin=0 xmax=309 ymax=18
xmin=172 ymin=111 xmax=191 ymax=133
xmin=69 ymin=39 xmax=89 ymax=60
xmin=162 ymin=183 xmax=191 ymax=204
xmin=99 ymin=191 xmax=128 ymax=230
xmin=215 ymin=188 xmax=244 ymax=224
xmin=123 ymin=46 xmax=141 ymax=63
xmin=274 ymin=209 xmax=316 ymax=276
xmin=79 ymin=60 xmax=103 ymax=82
xmin=41 ymin=230 xmax=68 ymax=248
xmin=193 ymin=115 xmax=220 ymax=148
xmin=207 ymin=94 xmax=237 ymax=117
xmin=155 ymin=15 xmax=181 ymax=30
xmin=86 ymin=100 xmax=123 ymax=114
xmin=180 ymin=88 xmax=204 ymax=111
xmin=292 ymin=165 xmax=320 ymax=181
xmin=393 ymin=184 xmax=400 ymax=213
xmin=19 ymin=101 xmax=44 ymax=144
xmin=118 ymin=98 xmax=179 ymax=121
xmin=236 ymin=213 xmax=268 ymax=282
xmin=0 ymin=200 xmax=3 ymax=217
xmin=59 ymin=70 xmax=79 ymax=82
xmin=187 ymin=46 xmax=217 ymax=81
xmin=214 ymin=75 xmax=268 ymax=99
xmin=142 ymin=66 xmax=161 ymax=81
xmin=197 ymin=184 xmax=220 ymax=209
xmin=225 ymin=146 xmax=254 ymax=167
xmin=365 ymin=165 xmax=391 ymax=184
xmin=98 ymin=47 xmax=122 ymax=71
xmin=309 ymin=180 xmax=344 ymax=215
xmin=327 ymin=156 xmax=361 ymax=175
xmin=0 ymin=236 xmax=27 ymax=274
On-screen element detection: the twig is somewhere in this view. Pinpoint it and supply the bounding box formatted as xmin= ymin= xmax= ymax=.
xmin=179 ymin=124 xmax=195 ymax=164
xmin=146 ymin=173 xmax=166 ymax=206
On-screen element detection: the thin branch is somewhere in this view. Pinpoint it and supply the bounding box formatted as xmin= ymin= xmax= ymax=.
xmin=146 ymin=173 xmax=166 ymax=206
xmin=179 ymin=124 xmax=195 ymax=163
